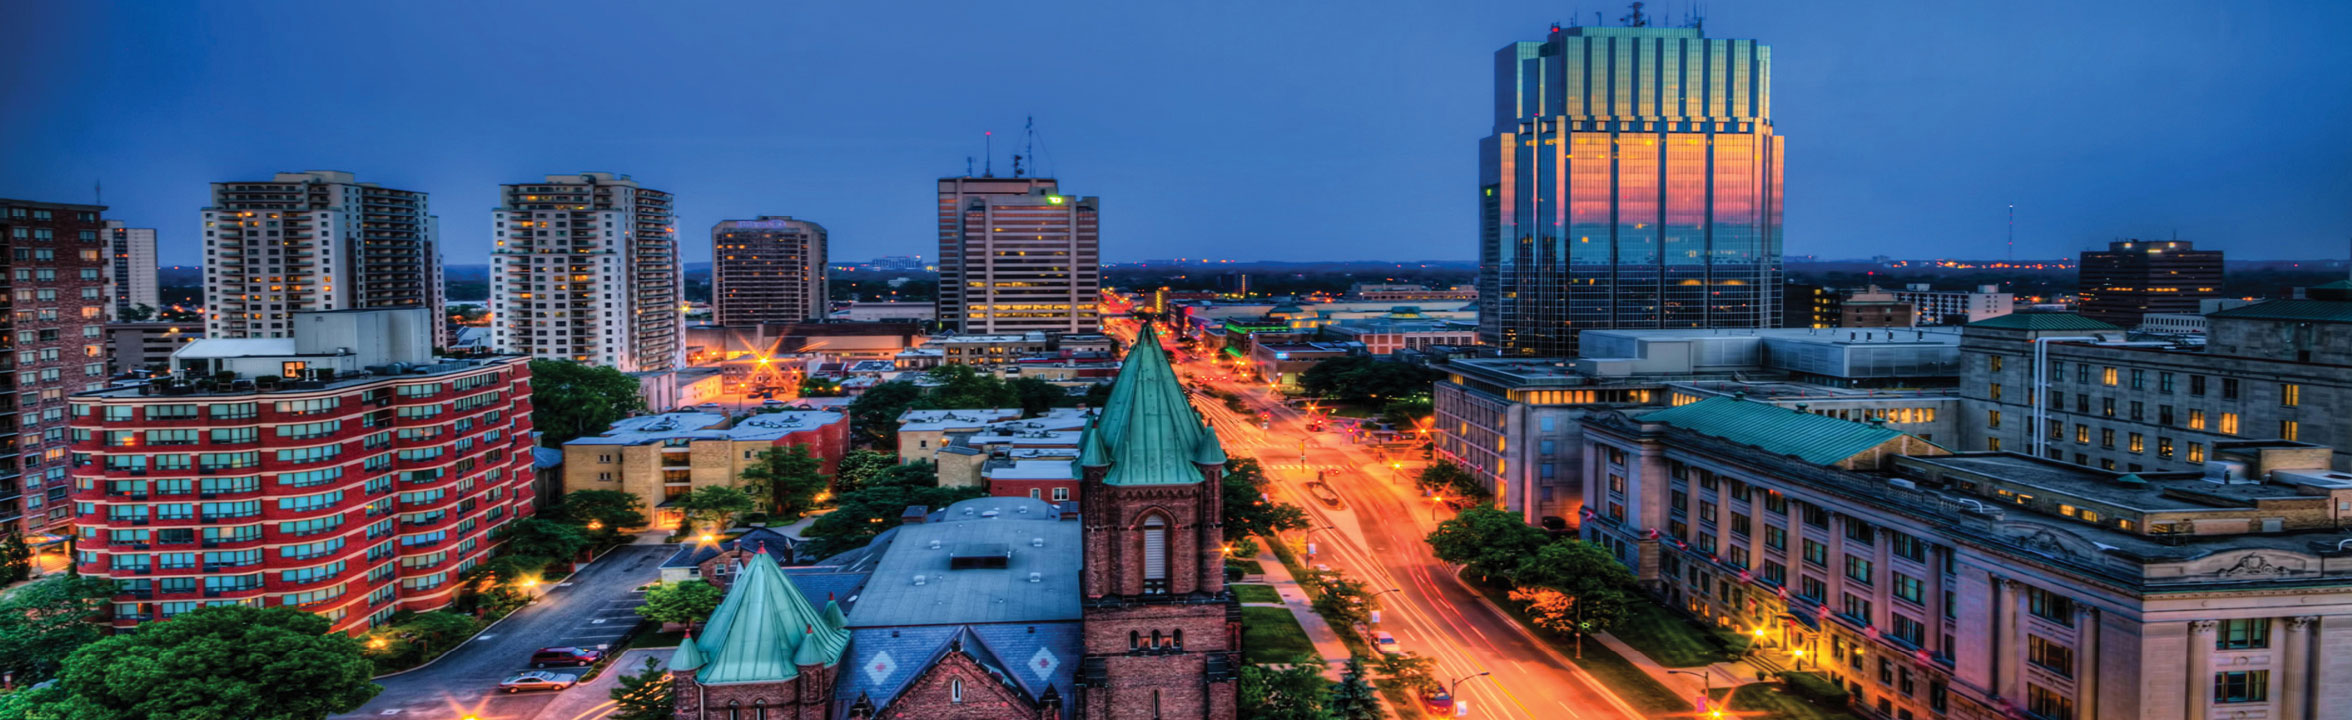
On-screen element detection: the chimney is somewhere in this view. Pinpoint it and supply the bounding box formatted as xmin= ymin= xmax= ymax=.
xmin=900 ymin=505 xmax=930 ymax=524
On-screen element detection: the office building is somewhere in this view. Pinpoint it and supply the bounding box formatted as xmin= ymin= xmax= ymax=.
xmin=105 ymin=221 xmax=159 ymax=317
xmin=561 ymin=410 xmax=846 ymax=531
xmin=107 ymin=322 xmax=202 ymax=375
xmin=1479 ymin=23 xmax=1784 ymax=357
xmin=2077 ymin=240 xmax=2223 ymax=327
xmin=1838 ymin=286 xmax=1916 ymax=328
xmin=490 ymin=173 xmax=681 ymax=372
xmin=201 ymin=171 xmax=445 ymax=346
xmin=1583 ymin=397 xmax=2352 ymax=720
xmin=1785 ymin=283 xmax=1841 ymax=330
xmin=1891 ymin=284 xmax=2013 ymax=326
xmin=935 ymin=178 xmax=1099 ymax=334
xmin=0 ymin=199 xmax=114 ymax=537
xmin=1346 ymin=283 xmax=1478 ymax=302
xmin=712 ymin=216 xmax=827 ymax=326
xmin=1962 ymin=288 xmax=2352 ymax=473
xmin=69 ymin=309 xmax=536 ymax=633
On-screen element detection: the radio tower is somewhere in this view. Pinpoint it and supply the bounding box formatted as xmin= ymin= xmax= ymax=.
xmin=2006 ymin=204 xmax=2015 ymax=263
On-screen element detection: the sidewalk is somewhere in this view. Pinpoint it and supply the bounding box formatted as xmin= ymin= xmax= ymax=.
xmin=1592 ymin=631 xmax=1774 ymax=706
xmin=1248 ymin=548 xmax=1350 ymax=680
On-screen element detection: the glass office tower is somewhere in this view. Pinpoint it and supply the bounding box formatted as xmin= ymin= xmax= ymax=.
xmin=1478 ymin=24 xmax=1783 ymax=357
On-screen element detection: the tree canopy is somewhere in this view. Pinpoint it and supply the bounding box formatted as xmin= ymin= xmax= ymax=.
xmin=1414 ymin=459 xmax=1492 ymax=506
xmin=1221 ymin=458 xmax=1309 ymax=540
xmin=846 ymin=380 xmax=926 ymax=447
xmin=834 ymin=449 xmax=898 ymax=495
xmin=915 ymin=365 xmax=1019 ymax=411
xmin=528 ymin=359 xmax=646 ymax=446
xmin=1293 ymin=356 xmax=1441 ymax=404
xmin=552 ymin=488 xmax=649 ymax=538
xmin=1425 ymin=506 xmax=1551 ymax=581
xmin=637 ymin=580 xmax=725 ymax=627
xmin=740 ymin=445 xmax=830 ymax=520
xmin=609 ymin=655 xmax=675 ymax=720
xmin=500 ymin=517 xmax=592 ymax=565
xmin=677 ymin=486 xmax=756 ymax=533
xmin=799 ymin=462 xmax=983 ymax=559
xmin=44 ymin=605 xmax=379 ymax=720
xmin=1237 ymin=663 xmax=1334 ymax=720
xmin=0 ymin=574 xmax=115 ymax=684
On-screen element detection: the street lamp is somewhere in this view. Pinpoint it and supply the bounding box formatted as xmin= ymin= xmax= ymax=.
xmin=1302 ymin=524 xmax=1338 ymax=557
xmin=1449 ymin=671 xmax=1492 ymax=703
xmin=1429 ymin=495 xmax=1447 ymax=521
xmin=1668 ymin=669 xmax=1716 ymax=713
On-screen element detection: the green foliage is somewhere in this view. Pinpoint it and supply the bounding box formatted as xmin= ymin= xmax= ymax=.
xmin=1309 ymin=575 xmax=1375 ymax=629
xmin=528 ymin=359 xmax=647 ymax=446
xmin=1221 ymin=458 xmax=1309 ymax=539
xmin=1294 ymin=356 xmax=1440 ymax=404
xmin=1082 ymin=382 xmax=1113 ymax=407
xmin=913 ymin=364 xmax=1020 ymax=411
xmin=637 ymin=580 xmax=726 ymax=627
xmin=1377 ymin=396 xmax=1432 ymax=431
xmin=48 ymin=605 xmax=378 ymax=720
xmin=0 ymin=574 xmax=115 ymax=684
xmin=1425 ymin=506 xmax=1549 ymax=581
xmin=1008 ymin=376 xmax=1070 ymax=416
xmin=799 ymin=462 xmax=984 ymax=559
xmin=500 ymin=517 xmax=592 ymax=565
xmin=117 ymin=303 xmax=158 ymax=322
xmin=610 ymin=655 xmax=675 ymax=720
xmin=847 ymin=380 xmax=925 ymax=447
xmin=0 ymin=533 xmax=30 ymax=584
xmin=740 ymin=445 xmax=830 ymax=520
xmin=798 ymin=376 xmax=845 ymax=397
xmin=1509 ymin=540 xmax=1640 ymax=635
xmin=835 ymin=449 xmax=898 ymax=494
xmin=1371 ymin=652 xmax=1439 ymax=694
xmin=677 ymin=486 xmax=756 ymax=533
xmin=1414 ymin=459 xmax=1492 ymax=506
xmin=553 ymin=488 xmax=651 ymax=538
xmin=1329 ymin=659 xmax=1384 ymax=720
xmin=1237 ymin=663 xmax=1334 ymax=720
xmin=456 ymin=554 xmax=548 ymax=615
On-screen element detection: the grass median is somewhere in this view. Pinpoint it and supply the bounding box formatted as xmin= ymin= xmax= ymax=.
xmin=1239 ymin=606 xmax=1318 ymax=664
xmin=1233 ymin=583 xmax=1282 ymax=604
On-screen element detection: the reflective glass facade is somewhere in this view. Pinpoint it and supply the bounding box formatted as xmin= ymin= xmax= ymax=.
xmin=1479 ymin=26 xmax=1783 ymax=357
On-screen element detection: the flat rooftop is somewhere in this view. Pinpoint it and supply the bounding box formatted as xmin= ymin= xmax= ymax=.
xmin=564 ymin=410 xmax=842 ymax=446
xmin=844 ymin=497 xmax=1080 ymax=628
xmin=79 ymin=356 xmax=518 ymax=400
xmin=898 ymin=408 xmax=1023 ymax=432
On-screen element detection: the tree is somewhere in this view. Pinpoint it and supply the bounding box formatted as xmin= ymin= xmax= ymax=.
xmin=0 ymin=533 xmax=29 ymax=584
xmin=118 ymin=303 xmax=157 ymax=322
xmin=1294 ymin=356 xmax=1440 ymax=404
xmin=1425 ymin=506 xmax=1550 ymax=583
xmin=552 ymin=489 xmax=649 ymax=539
xmin=637 ymin=580 xmax=725 ymax=627
xmin=610 ymin=655 xmax=675 ymax=720
xmin=798 ymin=376 xmax=844 ymax=397
xmin=500 ymin=517 xmax=592 ymax=565
xmin=46 ymin=605 xmax=379 ymax=720
xmin=799 ymin=462 xmax=984 ymax=559
xmin=677 ymin=486 xmax=755 ymax=533
xmin=834 ymin=449 xmax=897 ymax=494
xmin=1082 ymin=382 xmax=1113 ymax=408
xmin=1371 ymin=652 xmax=1439 ymax=695
xmin=1237 ymin=663 xmax=1333 ymax=720
xmin=914 ymin=364 xmax=1019 ymax=411
xmin=0 ymin=574 xmax=115 ymax=684
xmin=847 ymin=380 xmax=925 ymax=447
xmin=1310 ymin=575 xmax=1375 ymax=629
xmin=1377 ymin=396 xmax=1432 ymax=430
xmin=1221 ymin=458 xmax=1309 ymax=539
xmin=1414 ymin=459 xmax=1492 ymax=506
xmin=1008 ymin=376 xmax=1070 ymax=416
xmin=740 ymin=445 xmax=830 ymax=520
xmin=1508 ymin=540 xmax=1639 ymax=634
xmin=529 ymin=359 xmax=647 ymax=446
xmin=1329 ymin=658 xmax=1383 ymax=720
xmin=456 ymin=555 xmax=545 ymax=614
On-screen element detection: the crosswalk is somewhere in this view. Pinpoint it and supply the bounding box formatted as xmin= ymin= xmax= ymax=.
xmin=1260 ymin=463 xmax=1351 ymax=474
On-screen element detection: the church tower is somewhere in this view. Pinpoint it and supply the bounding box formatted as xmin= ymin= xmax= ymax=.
xmin=1075 ymin=326 xmax=1238 ymax=720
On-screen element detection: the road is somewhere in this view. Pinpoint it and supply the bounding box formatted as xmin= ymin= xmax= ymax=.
xmin=1119 ymin=319 xmax=1640 ymax=720
xmin=333 ymin=542 xmax=672 ymax=720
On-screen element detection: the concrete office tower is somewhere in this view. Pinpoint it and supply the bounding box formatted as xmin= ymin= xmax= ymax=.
xmin=2077 ymin=239 xmax=2222 ymax=327
xmin=0 ymin=199 xmax=114 ymax=536
xmin=201 ymin=171 xmax=445 ymax=346
xmin=936 ymin=178 xmax=1100 ymax=334
xmin=105 ymin=220 xmax=159 ymax=317
xmin=712 ymin=216 xmax=827 ymax=325
xmin=1479 ymin=23 xmax=1784 ymax=357
xmin=490 ymin=173 xmax=681 ymax=372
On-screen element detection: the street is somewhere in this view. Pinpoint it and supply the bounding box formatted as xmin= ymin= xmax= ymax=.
xmin=333 ymin=542 xmax=672 ymax=720
xmin=1128 ymin=322 xmax=1642 ymax=720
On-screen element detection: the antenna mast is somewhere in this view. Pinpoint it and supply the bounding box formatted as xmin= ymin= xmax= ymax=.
xmin=983 ymin=131 xmax=995 ymax=178
xmin=2007 ymin=204 xmax=2015 ymax=262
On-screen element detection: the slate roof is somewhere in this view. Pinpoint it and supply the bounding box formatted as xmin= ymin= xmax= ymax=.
xmin=2206 ymin=298 xmax=2352 ymax=324
xmin=835 ymin=622 xmax=1082 ymax=720
xmin=843 ymin=497 xmax=1080 ymax=628
xmin=1636 ymin=397 xmax=1911 ymax=466
xmin=1964 ymin=313 xmax=2121 ymax=332
xmin=692 ymin=551 xmax=852 ymax=684
xmin=660 ymin=527 xmax=801 ymax=570
xmin=1082 ymin=325 xmax=1219 ymax=486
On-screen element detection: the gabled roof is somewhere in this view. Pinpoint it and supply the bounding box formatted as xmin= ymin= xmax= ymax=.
xmin=1636 ymin=397 xmax=1909 ymax=466
xmin=1088 ymin=325 xmax=1219 ymax=486
xmin=1964 ymin=313 xmax=2121 ymax=332
xmin=835 ymin=623 xmax=1082 ymax=720
xmin=695 ymin=551 xmax=850 ymax=684
xmin=2207 ymin=298 xmax=2352 ymax=324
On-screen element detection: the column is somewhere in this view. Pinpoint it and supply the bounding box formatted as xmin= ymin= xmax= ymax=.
xmin=1993 ymin=577 xmax=2020 ymax=703
xmin=2076 ymin=605 xmax=2099 ymax=720
xmin=2188 ymin=620 xmax=2217 ymax=720
xmin=2283 ymin=616 xmax=2316 ymax=720
xmin=1872 ymin=527 xmax=1892 ymax=632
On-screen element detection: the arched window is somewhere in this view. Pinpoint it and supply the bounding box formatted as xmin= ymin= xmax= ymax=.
xmin=1141 ymin=513 xmax=1169 ymax=594
xmin=1130 ymin=630 xmax=1140 ymax=649
xmin=1150 ymin=630 xmax=1162 ymax=648
xmin=951 ymin=678 xmax=965 ymax=703
xmin=1172 ymin=629 xmax=1183 ymax=649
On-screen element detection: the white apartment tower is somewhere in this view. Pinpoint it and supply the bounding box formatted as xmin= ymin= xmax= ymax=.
xmin=490 ymin=172 xmax=680 ymax=372
xmin=200 ymin=170 xmax=445 ymax=345
xmin=935 ymin=177 xmax=1100 ymax=334
xmin=104 ymin=220 xmax=159 ymax=317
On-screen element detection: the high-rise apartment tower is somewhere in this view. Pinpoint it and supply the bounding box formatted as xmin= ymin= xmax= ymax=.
xmin=712 ymin=216 xmax=828 ymax=326
xmin=935 ymin=178 xmax=1100 ymax=334
xmin=0 ymin=199 xmax=114 ymax=536
xmin=201 ymin=171 xmax=446 ymax=346
xmin=1479 ymin=24 xmax=1784 ymax=357
xmin=105 ymin=220 xmax=159 ymax=317
xmin=490 ymin=173 xmax=680 ymax=372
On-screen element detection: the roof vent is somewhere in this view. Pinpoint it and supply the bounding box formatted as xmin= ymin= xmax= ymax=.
xmin=1028 ymin=572 xmax=1042 ymax=583
xmin=912 ymin=574 xmax=927 ymax=586
xmin=1031 ymin=537 xmax=1045 ymax=547
xmin=981 ymin=510 xmax=1000 ymax=518
xmin=928 ymin=539 xmax=942 ymax=550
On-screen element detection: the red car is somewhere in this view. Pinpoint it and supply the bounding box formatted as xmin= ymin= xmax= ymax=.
xmin=529 ymin=646 xmax=604 ymax=668
xmin=1421 ymin=689 xmax=1454 ymax=714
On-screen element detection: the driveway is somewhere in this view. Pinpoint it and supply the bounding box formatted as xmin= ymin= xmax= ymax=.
xmin=334 ymin=542 xmax=674 ymax=720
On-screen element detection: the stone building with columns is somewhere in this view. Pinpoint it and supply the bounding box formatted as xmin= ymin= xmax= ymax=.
xmin=1582 ymin=396 xmax=2352 ymax=720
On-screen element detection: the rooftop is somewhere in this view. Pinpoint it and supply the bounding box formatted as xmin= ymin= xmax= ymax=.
xmin=844 ymin=497 xmax=1080 ymax=628
xmin=79 ymin=355 xmax=518 ymax=400
xmin=1637 ymin=397 xmax=1912 ymax=465
xmin=565 ymin=410 xmax=843 ymax=446
xmin=897 ymin=408 xmax=1023 ymax=432
xmin=1965 ymin=313 xmax=2123 ymax=332
xmin=2206 ymin=298 xmax=2352 ymax=324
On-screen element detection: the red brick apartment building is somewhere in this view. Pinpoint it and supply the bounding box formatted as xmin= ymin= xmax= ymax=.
xmin=1 ymin=198 xmax=114 ymax=541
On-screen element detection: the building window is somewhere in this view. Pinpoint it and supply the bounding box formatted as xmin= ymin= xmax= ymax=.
xmin=2100 ymin=367 xmax=2117 ymax=386
xmin=2027 ymin=683 xmax=2076 ymax=719
xmin=1140 ymin=513 xmax=1169 ymax=594
xmin=2157 ymin=437 xmax=2174 ymax=459
xmin=2188 ymin=442 xmax=2206 ymax=463
xmin=1989 ymin=383 xmax=2003 ymax=402
xmin=2281 ymin=420 xmax=2299 ymax=441
xmin=951 ymin=678 xmax=964 ymax=703
xmin=1988 ymin=437 xmax=2002 ymax=452
xmin=1844 ymin=555 xmax=1874 ymax=584
xmin=2214 ymin=670 xmax=2269 ymax=703
xmin=2219 ymin=413 xmax=2239 ymax=436
xmin=2217 ymin=618 xmax=2270 ymax=650
xmin=1803 ymin=540 xmax=1828 ymax=567
xmin=2221 ymin=378 xmax=2240 ymax=399
xmin=2128 ymin=433 xmax=2143 ymax=453
xmin=2282 ymin=383 xmax=2301 ymax=407
xmin=1986 ymin=410 xmax=2001 ymax=429
xmin=2027 ymin=635 xmax=2074 ymax=677
xmin=2026 ymin=587 xmax=2076 ymax=627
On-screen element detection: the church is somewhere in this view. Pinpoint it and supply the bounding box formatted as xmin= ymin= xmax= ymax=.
xmin=668 ymin=327 xmax=1239 ymax=720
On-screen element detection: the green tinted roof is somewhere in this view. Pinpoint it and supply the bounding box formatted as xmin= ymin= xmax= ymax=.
xmin=1093 ymin=326 xmax=1219 ymax=486
xmin=694 ymin=551 xmax=849 ymax=684
xmin=2207 ymin=299 xmax=2352 ymax=324
xmin=1965 ymin=313 xmax=2121 ymax=331
xmin=1637 ymin=397 xmax=1906 ymax=465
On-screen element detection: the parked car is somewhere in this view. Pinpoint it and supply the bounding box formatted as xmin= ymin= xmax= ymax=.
xmin=499 ymin=671 xmax=579 ymax=693
xmin=529 ymin=646 xmax=604 ymax=668
xmin=1372 ymin=631 xmax=1403 ymax=655
xmin=1420 ymin=688 xmax=1455 ymax=714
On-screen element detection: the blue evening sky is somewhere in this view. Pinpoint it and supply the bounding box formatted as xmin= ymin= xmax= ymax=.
xmin=2 ymin=0 xmax=2346 ymax=266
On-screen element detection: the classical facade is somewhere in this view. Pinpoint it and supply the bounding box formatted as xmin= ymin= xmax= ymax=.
xmin=1584 ymin=396 xmax=2352 ymax=720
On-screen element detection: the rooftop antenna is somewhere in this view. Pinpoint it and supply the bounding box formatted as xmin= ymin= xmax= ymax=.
xmin=93 ymin=179 xmax=101 ymax=205
xmin=2007 ymin=204 xmax=2015 ymax=262
xmin=1021 ymin=115 xmax=1036 ymax=179
xmin=965 ymin=156 xmax=975 ymax=177
xmin=983 ymin=131 xmax=994 ymax=178
xmin=1621 ymin=1 xmax=1648 ymax=27
xmin=1594 ymin=10 xmax=1603 ymax=25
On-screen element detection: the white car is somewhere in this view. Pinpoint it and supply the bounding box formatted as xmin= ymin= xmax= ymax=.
xmin=499 ymin=670 xmax=580 ymax=693
xmin=1372 ymin=631 xmax=1403 ymax=655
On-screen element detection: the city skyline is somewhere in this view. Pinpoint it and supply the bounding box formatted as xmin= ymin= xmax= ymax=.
xmin=4 ymin=1 xmax=2347 ymax=268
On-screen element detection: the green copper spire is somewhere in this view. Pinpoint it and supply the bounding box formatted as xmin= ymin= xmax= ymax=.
xmin=1192 ymin=421 xmax=1228 ymax=466
xmin=1093 ymin=326 xmax=1220 ymax=486
xmin=672 ymin=632 xmax=706 ymax=672
xmin=693 ymin=551 xmax=849 ymax=684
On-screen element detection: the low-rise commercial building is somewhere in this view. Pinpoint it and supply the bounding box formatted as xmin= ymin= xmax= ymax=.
xmin=1891 ymin=284 xmax=2014 ymax=326
xmin=1319 ymin=317 xmax=1479 ymax=355
xmin=561 ymin=410 xmax=846 ymax=530
xmin=69 ymin=309 xmax=536 ymax=634
xmin=1247 ymin=342 xmax=1353 ymax=391
xmin=107 ymin=322 xmax=204 ymax=375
